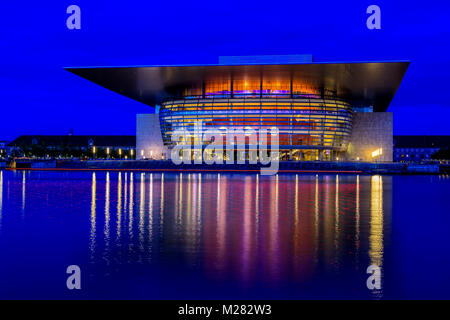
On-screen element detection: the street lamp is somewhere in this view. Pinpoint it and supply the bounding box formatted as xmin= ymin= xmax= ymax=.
xmin=106 ymin=147 xmax=110 ymax=159
xmin=118 ymin=148 xmax=122 ymax=160
xmin=130 ymin=149 xmax=134 ymax=158
xmin=92 ymin=146 xmax=96 ymax=159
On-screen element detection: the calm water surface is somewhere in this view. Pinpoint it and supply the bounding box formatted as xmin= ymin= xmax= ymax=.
xmin=0 ymin=170 xmax=449 ymax=299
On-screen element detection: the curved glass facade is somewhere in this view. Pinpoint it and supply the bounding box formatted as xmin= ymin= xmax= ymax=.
xmin=160 ymin=97 xmax=354 ymax=161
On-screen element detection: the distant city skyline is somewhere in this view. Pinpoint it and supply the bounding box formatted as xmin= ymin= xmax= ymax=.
xmin=2 ymin=1 xmax=450 ymax=141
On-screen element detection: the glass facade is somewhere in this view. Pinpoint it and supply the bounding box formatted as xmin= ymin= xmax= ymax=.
xmin=160 ymin=96 xmax=353 ymax=160
xmin=181 ymin=77 xmax=320 ymax=99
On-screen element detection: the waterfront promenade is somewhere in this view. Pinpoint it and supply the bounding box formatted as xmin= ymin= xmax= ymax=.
xmin=5 ymin=159 xmax=443 ymax=174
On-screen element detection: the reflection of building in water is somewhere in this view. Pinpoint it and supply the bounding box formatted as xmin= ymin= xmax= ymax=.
xmin=86 ymin=172 xmax=391 ymax=293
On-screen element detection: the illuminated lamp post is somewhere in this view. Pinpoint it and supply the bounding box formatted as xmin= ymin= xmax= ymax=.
xmin=106 ymin=147 xmax=110 ymax=159
xmin=118 ymin=148 xmax=122 ymax=160
xmin=92 ymin=146 xmax=96 ymax=160
xmin=130 ymin=149 xmax=134 ymax=159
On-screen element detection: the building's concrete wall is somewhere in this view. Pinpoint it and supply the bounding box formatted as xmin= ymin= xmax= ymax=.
xmin=346 ymin=112 xmax=393 ymax=162
xmin=136 ymin=114 xmax=169 ymax=160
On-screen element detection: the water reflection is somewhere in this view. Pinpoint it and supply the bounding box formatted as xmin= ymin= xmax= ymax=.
xmin=22 ymin=171 xmax=26 ymax=213
xmin=104 ymin=172 xmax=110 ymax=264
xmin=90 ymin=172 xmax=96 ymax=261
xmin=3 ymin=171 xmax=392 ymax=297
xmin=4 ymin=170 xmax=450 ymax=299
xmin=370 ymin=175 xmax=384 ymax=298
xmin=0 ymin=171 xmax=3 ymax=229
xmin=117 ymin=172 xmax=122 ymax=240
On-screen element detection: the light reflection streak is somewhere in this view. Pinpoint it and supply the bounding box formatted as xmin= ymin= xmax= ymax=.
xmin=117 ymin=172 xmax=122 ymax=240
xmin=197 ymin=174 xmax=202 ymax=227
xmin=324 ymin=175 xmax=333 ymax=265
xmin=128 ymin=173 xmax=134 ymax=240
xmin=370 ymin=175 xmax=383 ymax=265
xmin=355 ymin=175 xmax=360 ymax=264
xmin=314 ymin=174 xmax=319 ymax=264
xmin=370 ymin=175 xmax=384 ymax=298
xmin=160 ymin=173 xmax=164 ymax=230
xmin=241 ymin=175 xmax=252 ymax=284
xmin=178 ymin=173 xmax=183 ymax=226
xmin=124 ymin=172 xmax=128 ymax=211
xmin=22 ymin=171 xmax=26 ymax=213
xmin=90 ymin=172 xmax=96 ymax=261
xmin=104 ymin=172 xmax=110 ymax=263
xmin=216 ymin=173 xmax=227 ymax=274
xmin=139 ymin=173 xmax=145 ymax=258
xmin=0 ymin=171 xmax=3 ymax=229
xmin=335 ymin=175 xmax=340 ymax=255
xmin=187 ymin=174 xmax=192 ymax=241
xmin=293 ymin=174 xmax=300 ymax=272
xmin=186 ymin=174 xmax=195 ymax=259
xmin=268 ymin=175 xmax=280 ymax=279
xmin=148 ymin=173 xmax=153 ymax=256
xmin=255 ymin=174 xmax=259 ymax=221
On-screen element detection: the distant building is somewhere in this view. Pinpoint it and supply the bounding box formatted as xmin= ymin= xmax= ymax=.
xmin=0 ymin=141 xmax=8 ymax=158
xmin=393 ymin=135 xmax=450 ymax=162
xmin=7 ymin=135 xmax=136 ymax=159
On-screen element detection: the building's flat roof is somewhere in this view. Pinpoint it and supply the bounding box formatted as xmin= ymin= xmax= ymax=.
xmin=65 ymin=61 xmax=409 ymax=112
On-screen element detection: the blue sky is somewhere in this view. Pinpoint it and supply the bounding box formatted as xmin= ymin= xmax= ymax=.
xmin=1 ymin=1 xmax=449 ymax=141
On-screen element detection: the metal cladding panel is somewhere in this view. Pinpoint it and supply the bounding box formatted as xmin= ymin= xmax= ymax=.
xmin=65 ymin=61 xmax=409 ymax=112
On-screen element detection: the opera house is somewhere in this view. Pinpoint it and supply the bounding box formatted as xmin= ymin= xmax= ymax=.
xmin=66 ymin=55 xmax=409 ymax=162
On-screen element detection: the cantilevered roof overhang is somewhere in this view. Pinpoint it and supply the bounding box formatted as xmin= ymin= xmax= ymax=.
xmin=65 ymin=61 xmax=409 ymax=112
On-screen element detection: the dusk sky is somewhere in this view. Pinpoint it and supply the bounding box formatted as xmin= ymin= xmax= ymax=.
xmin=1 ymin=1 xmax=449 ymax=141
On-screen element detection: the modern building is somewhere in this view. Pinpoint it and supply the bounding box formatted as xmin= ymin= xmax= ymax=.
xmin=393 ymin=135 xmax=450 ymax=162
xmin=7 ymin=135 xmax=135 ymax=159
xmin=66 ymin=55 xmax=409 ymax=162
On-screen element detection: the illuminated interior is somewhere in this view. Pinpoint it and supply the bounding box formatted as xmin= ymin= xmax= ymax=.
xmin=160 ymin=96 xmax=353 ymax=161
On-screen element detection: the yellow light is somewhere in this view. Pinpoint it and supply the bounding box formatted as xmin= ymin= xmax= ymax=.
xmin=141 ymin=150 xmax=144 ymax=156
xmin=372 ymin=148 xmax=383 ymax=158
xmin=106 ymin=147 xmax=110 ymax=155
xmin=118 ymin=149 xmax=122 ymax=155
xmin=130 ymin=149 xmax=134 ymax=156
xmin=92 ymin=146 xmax=96 ymax=154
